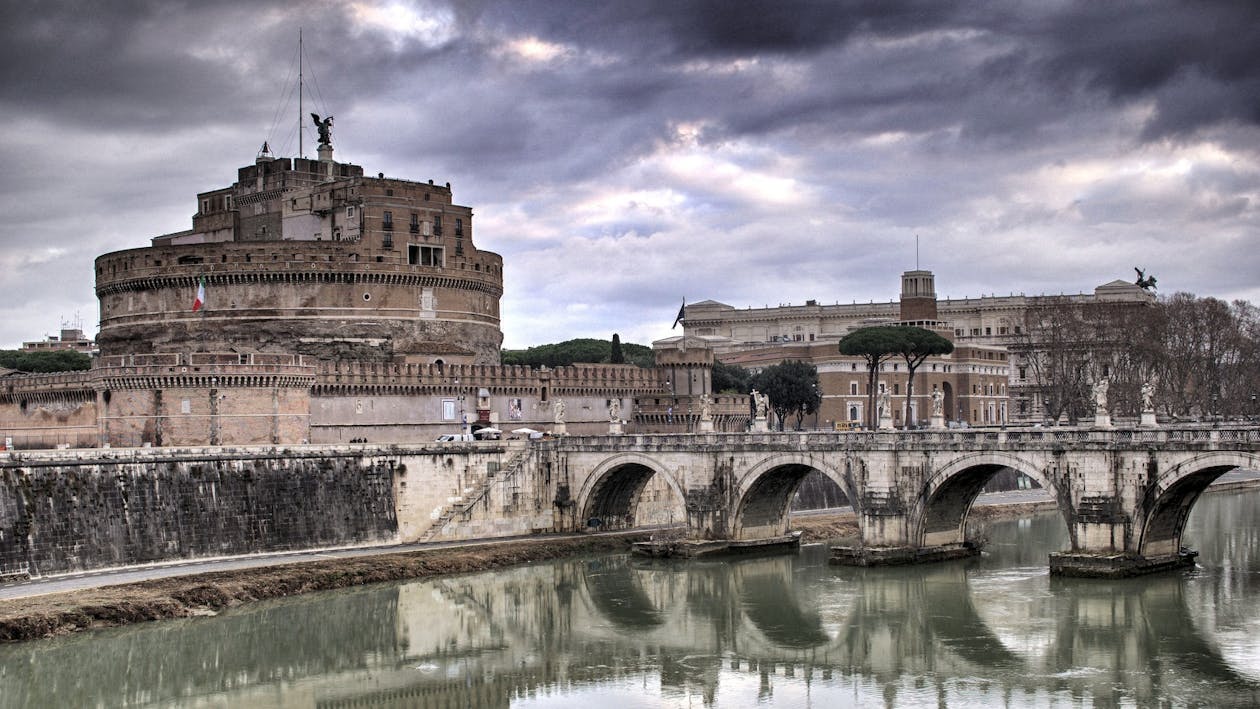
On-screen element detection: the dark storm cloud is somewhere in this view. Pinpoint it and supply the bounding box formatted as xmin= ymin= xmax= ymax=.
xmin=0 ymin=0 xmax=1257 ymax=348
xmin=465 ymin=0 xmax=1260 ymax=144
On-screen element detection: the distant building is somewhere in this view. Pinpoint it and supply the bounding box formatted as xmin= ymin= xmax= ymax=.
xmin=20 ymin=327 xmax=95 ymax=354
xmin=683 ymin=270 xmax=1154 ymax=426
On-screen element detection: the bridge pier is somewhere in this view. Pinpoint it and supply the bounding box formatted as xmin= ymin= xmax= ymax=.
xmin=830 ymin=542 xmax=980 ymax=566
xmin=1048 ymin=550 xmax=1197 ymax=578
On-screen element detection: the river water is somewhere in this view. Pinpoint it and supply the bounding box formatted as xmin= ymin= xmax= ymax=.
xmin=2 ymin=490 xmax=1259 ymax=708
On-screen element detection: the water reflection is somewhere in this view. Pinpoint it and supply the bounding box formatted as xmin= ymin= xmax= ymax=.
xmin=2 ymin=491 xmax=1259 ymax=708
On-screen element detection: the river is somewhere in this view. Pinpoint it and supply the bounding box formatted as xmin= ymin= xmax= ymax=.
xmin=1 ymin=490 xmax=1258 ymax=708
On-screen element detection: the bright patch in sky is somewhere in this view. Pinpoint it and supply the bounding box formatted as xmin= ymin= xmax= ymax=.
xmin=349 ymin=1 xmax=456 ymax=48
xmin=661 ymin=150 xmax=804 ymax=207
xmin=573 ymin=188 xmax=686 ymax=225
xmin=503 ymin=36 xmax=569 ymax=63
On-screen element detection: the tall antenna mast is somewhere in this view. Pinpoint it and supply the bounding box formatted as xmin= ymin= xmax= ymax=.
xmin=298 ymin=28 xmax=304 ymax=159
xmin=915 ymin=234 xmax=920 ymax=269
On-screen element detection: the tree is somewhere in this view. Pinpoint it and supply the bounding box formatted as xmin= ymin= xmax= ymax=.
xmin=501 ymin=338 xmax=653 ymax=368
xmin=0 ymin=349 xmax=92 ymax=373
xmin=712 ymin=360 xmax=752 ymax=394
xmin=838 ymin=327 xmax=904 ymax=429
xmin=610 ymin=333 xmax=625 ymax=364
xmin=1016 ymin=299 xmax=1104 ymax=424
xmin=751 ymin=360 xmax=821 ymax=430
xmin=889 ymin=327 xmax=954 ymax=428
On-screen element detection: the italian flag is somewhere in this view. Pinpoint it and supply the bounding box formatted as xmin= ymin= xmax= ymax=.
xmin=192 ymin=276 xmax=206 ymax=312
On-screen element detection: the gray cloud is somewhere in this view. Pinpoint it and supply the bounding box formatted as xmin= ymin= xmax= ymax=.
xmin=0 ymin=0 xmax=1257 ymax=349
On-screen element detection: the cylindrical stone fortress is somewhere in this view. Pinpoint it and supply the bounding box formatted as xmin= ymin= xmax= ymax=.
xmin=95 ymin=241 xmax=504 ymax=363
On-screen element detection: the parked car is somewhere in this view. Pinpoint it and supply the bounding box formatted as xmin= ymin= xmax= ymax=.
xmin=435 ymin=433 xmax=476 ymax=442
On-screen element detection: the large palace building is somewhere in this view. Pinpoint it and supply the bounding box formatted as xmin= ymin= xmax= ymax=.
xmin=682 ymin=269 xmax=1154 ymax=426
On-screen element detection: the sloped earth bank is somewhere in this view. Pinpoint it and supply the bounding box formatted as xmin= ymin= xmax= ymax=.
xmin=0 ymin=497 xmax=1055 ymax=644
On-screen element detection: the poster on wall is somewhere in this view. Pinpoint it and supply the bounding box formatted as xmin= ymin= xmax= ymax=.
xmin=508 ymin=398 xmax=523 ymax=420
xmin=442 ymin=399 xmax=456 ymax=420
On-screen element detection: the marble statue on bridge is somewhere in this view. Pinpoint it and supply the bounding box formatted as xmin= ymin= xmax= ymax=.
xmin=1093 ymin=378 xmax=1112 ymax=427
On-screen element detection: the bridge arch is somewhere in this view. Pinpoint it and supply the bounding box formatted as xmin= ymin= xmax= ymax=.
xmin=912 ymin=452 xmax=1057 ymax=548
xmin=575 ymin=453 xmax=686 ymax=531
xmin=733 ymin=454 xmax=855 ymax=540
xmin=1140 ymin=452 xmax=1260 ymax=558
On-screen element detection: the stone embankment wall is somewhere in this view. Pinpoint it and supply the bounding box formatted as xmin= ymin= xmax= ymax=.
xmin=0 ymin=443 xmax=563 ymax=580
xmin=0 ymin=448 xmax=399 ymax=578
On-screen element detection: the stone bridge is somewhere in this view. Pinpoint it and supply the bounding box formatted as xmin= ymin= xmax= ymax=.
xmin=535 ymin=425 xmax=1260 ymax=576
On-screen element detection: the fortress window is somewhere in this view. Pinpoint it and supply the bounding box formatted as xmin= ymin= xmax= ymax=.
xmin=347 ymin=206 xmax=355 ymax=219
xmin=410 ymin=213 xmax=419 ymax=233
xmin=382 ymin=211 xmax=393 ymax=230
xmin=455 ymin=218 xmax=463 ymax=236
xmin=409 ymin=245 xmax=444 ymax=267
xmin=433 ymin=215 xmax=442 ymax=235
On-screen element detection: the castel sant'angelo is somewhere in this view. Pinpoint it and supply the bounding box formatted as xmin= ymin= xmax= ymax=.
xmin=2 ymin=125 xmax=719 ymax=448
xmin=0 ymin=121 xmax=1152 ymax=449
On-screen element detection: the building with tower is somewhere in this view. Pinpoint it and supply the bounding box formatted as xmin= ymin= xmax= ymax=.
xmin=682 ymin=267 xmax=1154 ymax=426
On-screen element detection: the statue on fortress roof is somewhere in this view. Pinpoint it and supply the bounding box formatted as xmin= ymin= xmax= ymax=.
xmin=311 ymin=113 xmax=334 ymax=146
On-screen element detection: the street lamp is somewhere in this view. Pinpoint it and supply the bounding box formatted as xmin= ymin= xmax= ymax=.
xmin=455 ymin=377 xmax=466 ymax=433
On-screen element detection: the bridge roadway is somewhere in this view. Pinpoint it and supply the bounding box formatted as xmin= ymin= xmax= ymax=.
xmin=536 ymin=425 xmax=1260 ymax=576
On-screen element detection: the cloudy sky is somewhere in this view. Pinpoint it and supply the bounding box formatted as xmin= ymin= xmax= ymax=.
xmin=2 ymin=1 xmax=1258 ymax=349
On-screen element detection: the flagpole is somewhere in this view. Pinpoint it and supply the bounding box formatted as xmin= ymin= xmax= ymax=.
xmin=298 ymin=28 xmax=304 ymax=159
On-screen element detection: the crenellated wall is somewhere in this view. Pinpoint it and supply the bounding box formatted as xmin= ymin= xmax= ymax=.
xmin=0 ymin=355 xmax=741 ymax=448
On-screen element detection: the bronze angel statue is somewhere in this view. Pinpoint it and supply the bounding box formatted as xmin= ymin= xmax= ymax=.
xmin=311 ymin=113 xmax=333 ymax=146
xmin=1134 ymin=267 xmax=1157 ymax=291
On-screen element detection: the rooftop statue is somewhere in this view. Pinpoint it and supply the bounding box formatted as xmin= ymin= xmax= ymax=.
xmin=311 ymin=113 xmax=334 ymax=146
xmin=1134 ymin=267 xmax=1157 ymax=291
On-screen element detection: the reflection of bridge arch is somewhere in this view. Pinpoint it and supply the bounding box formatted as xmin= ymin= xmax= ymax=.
xmin=911 ymin=452 xmax=1056 ymax=548
xmin=581 ymin=556 xmax=665 ymax=630
xmin=734 ymin=454 xmax=854 ymax=539
xmin=1141 ymin=452 xmax=1260 ymax=557
xmin=734 ymin=556 xmax=832 ymax=649
xmin=575 ymin=453 xmax=685 ymax=530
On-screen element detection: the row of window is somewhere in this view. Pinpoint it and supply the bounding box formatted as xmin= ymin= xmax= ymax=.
xmin=956 ymin=325 xmax=1022 ymax=337
xmin=379 ymin=211 xmax=463 ymax=236
xmin=841 ymin=362 xmax=956 ymax=373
